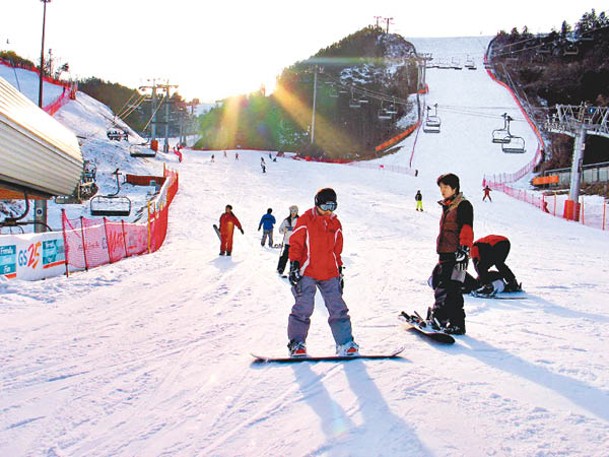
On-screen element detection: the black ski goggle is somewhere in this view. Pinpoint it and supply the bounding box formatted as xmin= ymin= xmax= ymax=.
xmin=318 ymin=201 xmax=337 ymax=212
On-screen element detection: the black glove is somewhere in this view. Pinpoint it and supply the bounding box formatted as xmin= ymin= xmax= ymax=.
xmin=258 ymin=227 xmax=261 ymax=231
xmin=240 ymin=228 xmax=244 ymax=234
xmin=289 ymin=261 xmax=302 ymax=287
xmin=455 ymin=246 xmax=469 ymax=271
xmin=338 ymin=265 xmax=344 ymax=290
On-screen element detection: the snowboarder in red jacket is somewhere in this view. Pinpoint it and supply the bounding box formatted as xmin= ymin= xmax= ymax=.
xmin=286 ymin=188 xmax=358 ymax=357
xmin=219 ymin=205 xmax=243 ymax=256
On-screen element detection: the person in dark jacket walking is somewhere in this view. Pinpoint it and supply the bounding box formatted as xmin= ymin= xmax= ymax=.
xmin=415 ymin=190 xmax=424 ymax=211
xmin=287 ymin=188 xmax=358 ymax=357
xmin=428 ymin=173 xmax=474 ymax=335
xmin=277 ymin=205 xmax=299 ymax=275
xmin=258 ymin=208 xmax=276 ymax=247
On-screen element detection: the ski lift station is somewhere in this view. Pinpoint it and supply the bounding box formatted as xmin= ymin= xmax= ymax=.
xmin=0 ymin=76 xmax=83 ymax=200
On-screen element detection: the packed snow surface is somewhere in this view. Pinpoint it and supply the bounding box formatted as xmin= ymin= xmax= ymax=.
xmin=1 ymin=37 xmax=609 ymax=457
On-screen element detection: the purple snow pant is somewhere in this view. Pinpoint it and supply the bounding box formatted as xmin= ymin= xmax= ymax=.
xmin=288 ymin=276 xmax=354 ymax=346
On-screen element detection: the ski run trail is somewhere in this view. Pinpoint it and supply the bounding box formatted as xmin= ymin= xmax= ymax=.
xmin=1 ymin=37 xmax=609 ymax=457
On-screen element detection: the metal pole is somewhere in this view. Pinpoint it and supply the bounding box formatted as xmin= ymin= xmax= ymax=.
xmin=35 ymin=0 xmax=51 ymax=233
xmin=164 ymin=84 xmax=170 ymax=153
xmin=310 ymin=66 xmax=317 ymax=144
xmin=38 ymin=0 xmax=50 ymax=108
xmin=151 ymin=83 xmax=157 ymax=140
xmin=569 ymin=124 xmax=586 ymax=206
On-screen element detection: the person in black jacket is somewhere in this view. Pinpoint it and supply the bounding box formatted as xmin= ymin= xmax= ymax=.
xmin=415 ymin=190 xmax=423 ymax=211
xmin=428 ymin=173 xmax=474 ymax=335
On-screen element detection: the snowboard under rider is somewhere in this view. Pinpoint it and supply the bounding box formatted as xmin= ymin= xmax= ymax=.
xmin=286 ymin=188 xmax=359 ymax=357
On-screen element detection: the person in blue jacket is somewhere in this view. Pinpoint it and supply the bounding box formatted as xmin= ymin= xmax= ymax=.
xmin=258 ymin=208 xmax=276 ymax=247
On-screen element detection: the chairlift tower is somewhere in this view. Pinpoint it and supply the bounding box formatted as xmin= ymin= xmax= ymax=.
xmin=160 ymin=82 xmax=178 ymax=152
xmin=139 ymin=80 xmax=178 ymax=151
xmin=545 ymin=104 xmax=609 ymax=220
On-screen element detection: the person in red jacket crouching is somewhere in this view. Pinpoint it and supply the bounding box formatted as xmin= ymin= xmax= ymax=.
xmin=468 ymin=234 xmax=522 ymax=296
xmin=286 ymin=188 xmax=359 ymax=358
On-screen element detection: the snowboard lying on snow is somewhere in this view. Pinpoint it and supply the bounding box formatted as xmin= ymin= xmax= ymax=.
xmin=251 ymin=347 xmax=404 ymax=364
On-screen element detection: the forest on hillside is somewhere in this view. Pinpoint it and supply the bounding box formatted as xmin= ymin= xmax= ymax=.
xmin=194 ymin=26 xmax=420 ymax=159
xmin=488 ymin=8 xmax=609 ymax=174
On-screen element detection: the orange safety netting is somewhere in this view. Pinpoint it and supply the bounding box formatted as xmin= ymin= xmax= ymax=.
xmin=61 ymin=168 xmax=179 ymax=273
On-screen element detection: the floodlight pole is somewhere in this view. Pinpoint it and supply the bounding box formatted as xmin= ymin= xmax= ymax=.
xmin=36 ymin=0 xmax=52 ymax=233
xmin=38 ymin=0 xmax=51 ymax=109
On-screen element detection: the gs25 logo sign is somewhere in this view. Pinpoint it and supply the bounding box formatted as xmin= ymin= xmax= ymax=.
xmin=18 ymin=242 xmax=41 ymax=269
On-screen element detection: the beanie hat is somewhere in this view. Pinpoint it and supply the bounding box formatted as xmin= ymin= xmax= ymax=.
xmin=436 ymin=173 xmax=460 ymax=192
xmin=315 ymin=188 xmax=337 ymax=207
xmin=289 ymin=205 xmax=298 ymax=213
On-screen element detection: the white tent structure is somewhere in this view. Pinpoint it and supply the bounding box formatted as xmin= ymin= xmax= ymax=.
xmin=0 ymin=76 xmax=83 ymax=199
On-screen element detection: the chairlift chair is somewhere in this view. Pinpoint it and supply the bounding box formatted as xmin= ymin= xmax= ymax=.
xmin=563 ymin=44 xmax=579 ymax=56
xmin=89 ymin=195 xmax=132 ymax=216
xmin=378 ymin=109 xmax=392 ymax=120
xmin=501 ymin=136 xmax=526 ymax=153
xmin=385 ymin=101 xmax=398 ymax=115
xmin=492 ymin=129 xmax=511 ymax=143
xmin=423 ymin=121 xmax=441 ymax=133
xmin=129 ymin=144 xmax=157 ymax=158
xmin=89 ymin=169 xmax=132 ymax=217
xmin=423 ymin=105 xmax=441 ymax=132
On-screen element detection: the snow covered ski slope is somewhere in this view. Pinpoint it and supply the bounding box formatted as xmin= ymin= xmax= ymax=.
xmin=1 ymin=37 xmax=609 ymax=457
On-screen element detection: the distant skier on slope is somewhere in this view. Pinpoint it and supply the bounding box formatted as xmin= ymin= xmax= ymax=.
xmin=258 ymin=208 xmax=276 ymax=247
xmin=276 ymin=205 xmax=299 ymax=275
xmin=415 ymin=190 xmax=424 ymax=212
xmin=483 ymin=185 xmax=492 ymax=202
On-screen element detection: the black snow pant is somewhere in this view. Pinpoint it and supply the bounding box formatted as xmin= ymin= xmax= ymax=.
xmin=431 ymin=258 xmax=466 ymax=328
xmin=277 ymin=244 xmax=290 ymax=274
xmin=475 ymin=240 xmax=516 ymax=286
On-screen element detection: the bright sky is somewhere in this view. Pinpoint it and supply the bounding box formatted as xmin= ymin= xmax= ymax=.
xmin=1 ymin=0 xmax=604 ymax=102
